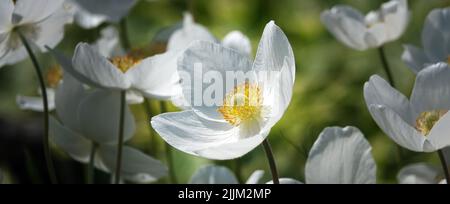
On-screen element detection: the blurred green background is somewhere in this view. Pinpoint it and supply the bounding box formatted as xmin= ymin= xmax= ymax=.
xmin=1 ymin=0 xmax=450 ymax=184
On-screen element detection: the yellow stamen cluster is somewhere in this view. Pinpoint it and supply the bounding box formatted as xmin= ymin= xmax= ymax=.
xmin=447 ymin=55 xmax=450 ymax=64
xmin=46 ymin=65 xmax=63 ymax=88
xmin=110 ymin=55 xmax=141 ymax=73
xmin=415 ymin=110 xmax=448 ymax=136
xmin=218 ymin=82 xmax=264 ymax=126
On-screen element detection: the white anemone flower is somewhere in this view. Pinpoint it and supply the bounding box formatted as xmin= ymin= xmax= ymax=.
xmin=167 ymin=13 xmax=253 ymax=109
xmin=50 ymin=73 xmax=167 ymax=183
xmin=67 ymin=0 xmax=137 ymax=29
xmin=397 ymin=163 xmax=446 ymax=184
xmin=189 ymin=165 xmax=264 ymax=184
xmin=0 ymin=0 xmax=73 ymax=67
xmin=321 ymin=0 xmax=409 ymax=51
xmin=402 ymin=7 xmax=450 ymax=73
xmin=364 ymin=63 xmax=450 ymax=152
xmin=152 ymin=21 xmax=295 ymax=160
xmin=305 ymin=126 xmax=376 ymax=184
xmin=49 ymin=40 xmax=180 ymax=102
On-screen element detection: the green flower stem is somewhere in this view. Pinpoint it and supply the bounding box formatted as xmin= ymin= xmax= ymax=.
xmin=18 ymin=32 xmax=57 ymax=184
xmin=159 ymin=101 xmax=177 ymax=184
xmin=378 ymin=46 xmax=395 ymax=87
xmin=262 ymin=139 xmax=279 ymax=184
xmin=438 ymin=149 xmax=449 ymax=184
xmin=87 ymin=143 xmax=98 ymax=184
xmin=119 ymin=18 xmax=131 ymax=50
xmin=114 ymin=90 xmax=126 ymax=184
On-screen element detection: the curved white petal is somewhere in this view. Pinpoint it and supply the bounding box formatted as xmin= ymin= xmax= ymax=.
xmin=13 ymin=0 xmax=65 ymax=24
xmin=410 ymin=63 xmax=450 ymax=114
xmin=78 ymin=90 xmax=136 ymax=144
xmin=72 ymin=43 xmax=130 ymax=90
xmin=401 ymin=45 xmax=430 ymax=74
xmin=47 ymin=47 xmax=104 ymax=88
xmin=421 ymin=8 xmax=450 ymax=62
xmin=253 ymin=21 xmax=295 ymax=129
xmin=397 ymin=163 xmax=440 ymax=184
xmin=0 ymin=45 xmax=27 ymax=67
xmin=369 ymin=105 xmax=431 ymax=152
xmin=189 ymin=165 xmax=238 ymax=184
xmin=266 ymin=178 xmax=302 ymax=184
xmin=125 ymin=51 xmax=180 ymax=100
xmin=0 ymin=0 xmax=13 ymax=32
xmin=73 ymin=4 xmax=107 ymax=29
xmin=222 ymin=31 xmax=252 ymax=57
xmin=379 ymin=0 xmax=410 ymax=42
xmin=49 ymin=116 xmax=92 ymax=163
xmin=178 ymin=40 xmax=253 ymax=122
xmin=98 ymin=145 xmax=168 ymax=183
xmin=74 ymin=0 xmax=137 ymax=23
xmin=245 ymin=170 xmax=264 ymax=184
xmin=16 ymin=88 xmax=55 ymax=112
xmin=167 ymin=12 xmax=217 ymax=52
xmin=34 ymin=7 xmax=73 ymax=51
xmin=152 ymin=110 xmax=266 ymax=160
xmin=305 ymin=126 xmax=376 ymax=184
xmin=427 ymin=112 xmax=450 ymax=150
xmin=125 ymin=90 xmax=144 ymax=104
xmin=364 ymin=75 xmax=415 ymax=125
xmin=320 ymin=6 xmax=368 ymax=50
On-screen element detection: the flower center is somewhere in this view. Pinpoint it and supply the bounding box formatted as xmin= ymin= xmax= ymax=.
xmin=110 ymin=55 xmax=141 ymax=73
xmin=218 ymin=82 xmax=265 ymax=126
xmin=447 ymin=55 xmax=450 ymax=64
xmin=46 ymin=65 xmax=63 ymax=88
xmin=415 ymin=110 xmax=448 ymax=136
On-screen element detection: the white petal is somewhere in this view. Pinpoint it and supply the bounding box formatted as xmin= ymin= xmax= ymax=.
xmin=78 ymin=90 xmax=136 ymax=144
xmin=305 ymin=126 xmax=376 ymax=184
xmin=421 ymin=8 xmax=450 ymax=62
xmin=98 ymin=145 xmax=168 ymax=183
xmin=74 ymin=0 xmax=137 ymax=23
xmin=167 ymin=12 xmax=217 ymax=51
xmin=34 ymin=6 xmax=73 ymax=51
xmin=178 ymin=40 xmax=253 ymax=122
xmin=245 ymin=170 xmax=264 ymax=184
xmin=73 ymin=4 xmax=107 ymax=29
xmin=16 ymin=88 xmax=55 ymax=112
xmin=189 ymin=165 xmax=238 ymax=184
xmin=427 ymin=112 xmax=450 ymax=150
xmin=72 ymin=43 xmax=130 ymax=90
xmin=47 ymin=47 xmax=104 ymax=88
xmin=252 ymin=21 xmax=295 ymax=128
xmin=401 ymin=45 xmax=430 ymax=74
xmin=0 ymin=44 xmax=27 ymax=67
xmin=49 ymin=116 xmax=92 ymax=163
xmin=125 ymin=90 xmax=144 ymax=104
xmin=364 ymin=75 xmax=415 ymax=125
xmin=13 ymin=0 xmax=65 ymax=24
xmin=410 ymin=63 xmax=450 ymax=114
xmin=266 ymin=178 xmax=302 ymax=184
xmin=320 ymin=6 xmax=368 ymax=50
xmin=91 ymin=26 xmax=123 ymax=58
xmin=379 ymin=0 xmax=410 ymax=42
xmin=397 ymin=163 xmax=440 ymax=184
xmin=369 ymin=104 xmax=431 ymax=152
xmin=152 ymin=110 xmax=266 ymax=160
xmin=0 ymin=0 xmax=13 ymax=32
xmin=125 ymin=51 xmax=180 ymax=100
xmin=55 ymin=73 xmax=86 ymax=131
xmin=222 ymin=31 xmax=252 ymax=57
